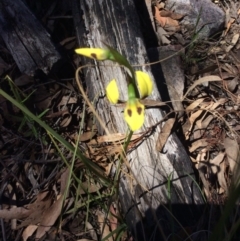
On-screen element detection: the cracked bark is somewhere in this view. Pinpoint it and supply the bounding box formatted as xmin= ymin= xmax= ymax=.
xmin=0 ymin=0 xmax=61 ymax=76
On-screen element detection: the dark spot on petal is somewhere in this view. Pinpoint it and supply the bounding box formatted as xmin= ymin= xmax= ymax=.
xmin=127 ymin=109 xmax=132 ymax=117
xmin=137 ymin=107 xmax=142 ymax=115
xmin=91 ymin=53 xmax=97 ymax=59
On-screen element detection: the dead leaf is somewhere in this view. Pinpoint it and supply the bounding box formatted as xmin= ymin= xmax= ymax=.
xmin=189 ymin=139 xmax=208 ymax=153
xmin=156 ymin=118 xmax=175 ymax=151
xmin=155 ymin=6 xmax=167 ymax=27
xmin=182 ymin=75 xmax=222 ymax=100
xmin=191 ymin=64 xmax=218 ymax=76
xmin=160 ymin=10 xmax=184 ymax=20
xmin=60 ymin=112 xmax=72 ymax=127
xmin=195 ymin=148 xmax=208 ymax=164
xmin=222 ymin=63 xmax=239 ymax=76
xmin=209 ymin=152 xmax=227 ymax=194
xmin=224 ymin=137 xmax=239 ymax=172
xmin=60 ymin=168 xmax=70 ymax=193
xmin=225 ymin=76 xmax=239 ymax=92
xmin=198 ymin=159 xmax=210 ymax=198
xmin=209 ymin=152 xmax=225 ymax=174
xmin=156 ymin=2 xmax=165 ymax=9
xmin=105 ymin=162 xmax=113 ymax=176
xmin=85 ymin=221 xmax=98 ymax=241
xmin=164 ymin=18 xmax=180 ymax=32
xmin=195 ymin=98 xmax=226 ymax=130
xmin=87 ymin=144 xmax=122 ymax=163
xmin=186 ymin=98 xmax=205 ymax=111
xmin=157 ymin=26 xmax=171 ymax=44
xmin=71 ymin=130 xmax=97 ymax=142
xmin=207 ymin=98 xmax=226 ymax=110
xmin=185 ymin=108 xmax=205 ymax=140
xmin=35 ymin=195 xmax=64 ymax=239
xmin=57 ymin=95 xmax=77 ymax=107
xmin=90 ymin=132 xmax=142 ymax=143
xmin=34 ymin=87 xmax=61 ymax=111
xmin=224 ymin=17 xmax=235 ymax=36
xmin=77 ymin=239 xmax=95 ymax=241
xmin=35 ymin=168 xmax=69 ymax=239
xmin=189 ymin=109 xmax=204 ymax=126
xmin=24 ymin=163 xmax=39 ymax=189
xmin=218 ymin=161 xmax=228 ymax=193
xmin=80 ymin=130 xmax=97 ymax=141
xmin=109 ymin=204 xmax=118 ymax=236
xmin=226 ymin=33 xmax=240 ymax=52
xmin=17 ymin=191 xmax=54 ymax=229
xmin=78 ymin=181 xmax=102 ymax=194
xmin=196 ymin=115 xmax=214 ymax=129
xmin=208 ymin=46 xmax=224 ymax=55
xmin=7 ymin=184 xmax=17 ymax=230
xmin=46 ymin=110 xmax=69 ymax=119
xmin=97 ymin=210 xmax=113 ymax=241
xmin=0 ymin=206 xmax=30 ymax=220
xmin=14 ymin=74 xmax=34 ymax=86
xmin=155 ymin=6 xmax=180 ymax=32
xmin=60 ymin=36 xmax=76 ymax=46
xmin=22 ymin=225 xmax=38 ymax=241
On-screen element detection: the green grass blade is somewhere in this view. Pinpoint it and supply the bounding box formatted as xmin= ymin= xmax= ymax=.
xmin=0 ymin=89 xmax=111 ymax=185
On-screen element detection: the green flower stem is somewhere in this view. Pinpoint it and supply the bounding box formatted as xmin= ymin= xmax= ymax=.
xmin=127 ymin=83 xmax=137 ymax=100
xmin=106 ymin=45 xmax=140 ymax=98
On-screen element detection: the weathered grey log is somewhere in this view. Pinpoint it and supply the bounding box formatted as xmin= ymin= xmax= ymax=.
xmin=148 ymin=45 xmax=185 ymax=114
xmin=0 ymin=0 xmax=61 ymax=75
xmin=72 ymin=0 xmax=204 ymax=239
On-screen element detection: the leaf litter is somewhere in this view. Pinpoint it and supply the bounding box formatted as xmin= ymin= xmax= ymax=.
xmin=148 ymin=0 xmax=240 ymax=203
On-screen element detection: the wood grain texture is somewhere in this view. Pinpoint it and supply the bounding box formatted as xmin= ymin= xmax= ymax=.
xmin=72 ymin=0 xmax=204 ymax=238
xmin=0 ymin=0 xmax=61 ymax=75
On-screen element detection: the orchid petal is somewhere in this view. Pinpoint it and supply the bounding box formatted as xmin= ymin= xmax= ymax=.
xmin=106 ymin=79 xmax=119 ymax=104
xmin=135 ymin=71 xmax=153 ymax=98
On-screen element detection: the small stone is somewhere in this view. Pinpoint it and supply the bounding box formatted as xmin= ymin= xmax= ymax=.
xmin=166 ymin=0 xmax=225 ymax=39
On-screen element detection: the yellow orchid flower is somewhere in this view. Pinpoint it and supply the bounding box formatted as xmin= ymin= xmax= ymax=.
xmin=105 ymin=72 xmax=153 ymax=131
xmin=106 ymin=79 xmax=119 ymax=104
xmin=124 ymin=99 xmax=145 ymax=131
xmin=106 ymin=80 xmax=145 ymax=131
xmin=135 ymin=71 xmax=153 ymax=98
xmin=75 ymin=46 xmax=153 ymax=131
xmin=75 ymin=48 xmax=110 ymax=60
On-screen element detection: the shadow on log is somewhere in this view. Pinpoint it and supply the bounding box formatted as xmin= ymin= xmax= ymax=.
xmin=72 ymin=0 xmax=205 ymax=239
